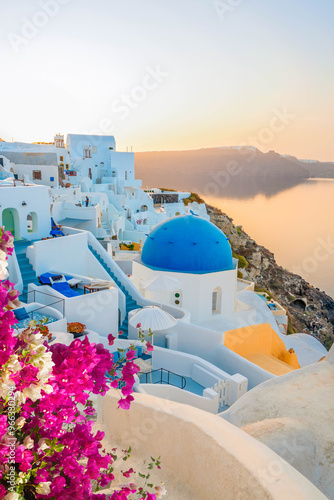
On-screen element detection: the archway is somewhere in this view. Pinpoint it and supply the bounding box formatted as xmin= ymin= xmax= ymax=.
xmin=291 ymin=298 xmax=307 ymax=311
xmin=2 ymin=208 xmax=20 ymax=240
xmin=27 ymin=212 xmax=38 ymax=234
xmin=141 ymin=205 xmax=148 ymax=212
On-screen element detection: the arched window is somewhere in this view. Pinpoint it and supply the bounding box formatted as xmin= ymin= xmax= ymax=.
xmin=212 ymin=287 xmax=222 ymax=314
xmin=141 ymin=205 xmax=148 ymax=212
xmin=27 ymin=212 xmax=38 ymax=234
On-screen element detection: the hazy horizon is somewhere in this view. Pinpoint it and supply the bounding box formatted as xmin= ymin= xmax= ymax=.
xmin=1 ymin=0 xmax=333 ymax=161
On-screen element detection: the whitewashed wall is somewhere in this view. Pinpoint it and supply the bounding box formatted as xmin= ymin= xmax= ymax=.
xmin=27 ymin=284 xmax=118 ymax=337
xmin=0 ymin=184 xmax=51 ymax=240
xmin=8 ymin=163 xmax=59 ymax=187
xmin=97 ymin=392 xmax=327 ymax=500
xmin=132 ymin=259 xmax=237 ymax=322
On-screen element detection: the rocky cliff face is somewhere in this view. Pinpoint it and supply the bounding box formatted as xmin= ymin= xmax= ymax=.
xmin=207 ymin=204 xmax=334 ymax=349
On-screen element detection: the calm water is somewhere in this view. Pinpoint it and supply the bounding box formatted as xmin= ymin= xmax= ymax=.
xmin=202 ymin=179 xmax=334 ymax=299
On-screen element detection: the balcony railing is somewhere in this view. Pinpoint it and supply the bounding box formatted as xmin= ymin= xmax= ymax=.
xmin=140 ymin=368 xmax=187 ymax=390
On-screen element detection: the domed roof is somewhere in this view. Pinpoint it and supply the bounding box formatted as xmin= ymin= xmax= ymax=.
xmin=141 ymin=215 xmax=233 ymax=274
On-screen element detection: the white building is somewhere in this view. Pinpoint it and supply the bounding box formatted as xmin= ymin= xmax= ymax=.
xmin=0 ymin=134 xmax=210 ymax=244
xmin=129 ymin=215 xmax=328 ymax=388
xmin=0 ymin=179 xmax=51 ymax=240
xmin=132 ymin=215 xmax=237 ymax=322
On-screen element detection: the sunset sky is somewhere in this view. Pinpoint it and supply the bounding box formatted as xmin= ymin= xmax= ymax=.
xmin=1 ymin=0 xmax=333 ymax=160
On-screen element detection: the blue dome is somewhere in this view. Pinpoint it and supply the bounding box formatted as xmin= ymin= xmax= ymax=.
xmin=141 ymin=215 xmax=233 ymax=274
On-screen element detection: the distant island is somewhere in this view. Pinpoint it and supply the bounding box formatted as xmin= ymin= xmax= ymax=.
xmin=135 ymin=147 xmax=334 ymax=199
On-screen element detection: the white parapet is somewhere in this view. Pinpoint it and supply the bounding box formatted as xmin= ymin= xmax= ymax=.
xmin=97 ymin=390 xmax=327 ymax=500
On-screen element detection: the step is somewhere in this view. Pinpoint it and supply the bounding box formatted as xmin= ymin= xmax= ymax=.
xmin=24 ymin=280 xmax=39 ymax=287
xmin=22 ymin=270 xmax=36 ymax=278
xmin=22 ymin=277 xmax=36 ymax=284
xmin=126 ymin=302 xmax=137 ymax=308
xmin=126 ymin=302 xmax=136 ymax=308
xmin=19 ymin=263 xmax=33 ymax=271
xmin=17 ymin=255 xmax=29 ymax=262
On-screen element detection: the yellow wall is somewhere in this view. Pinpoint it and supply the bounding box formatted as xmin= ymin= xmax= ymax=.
xmin=120 ymin=242 xmax=141 ymax=251
xmin=224 ymin=323 xmax=300 ymax=375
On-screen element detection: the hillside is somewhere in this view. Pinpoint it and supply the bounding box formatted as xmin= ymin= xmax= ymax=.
xmin=135 ymin=147 xmax=334 ymax=198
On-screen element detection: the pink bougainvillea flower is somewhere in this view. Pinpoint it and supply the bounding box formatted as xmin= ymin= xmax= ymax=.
xmin=122 ymin=467 xmax=134 ymax=478
xmin=118 ymin=330 xmax=124 ymax=336
xmin=146 ymin=341 xmax=154 ymax=352
xmin=136 ymin=323 xmax=141 ymax=329
xmin=111 ymin=491 xmax=131 ymax=500
xmin=110 ymin=379 xmax=119 ymax=389
xmin=121 ymin=385 xmax=134 ymax=397
xmin=108 ymin=334 xmax=116 ymax=345
xmin=145 ymin=493 xmax=157 ymax=500
xmin=118 ymin=395 xmax=134 ymax=410
xmin=0 ymin=228 xmax=163 ymax=500
xmin=126 ymin=349 xmax=136 ymax=361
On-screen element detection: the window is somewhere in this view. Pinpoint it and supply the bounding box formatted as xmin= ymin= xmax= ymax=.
xmin=83 ymin=147 xmax=91 ymax=158
xmin=174 ymin=291 xmax=182 ymax=307
xmin=212 ymin=287 xmax=222 ymax=314
xmin=212 ymin=291 xmax=218 ymax=311
xmin=65 ymin=164 xmax=69 ymax=168
xmin=50 ymin=177 xmax=54 ymax=182
xmin=27 ymin=212 xmax=38 ymax=233
xmin=60 ymin=156 xmax=64 ymax=161
xmin=33 ymin=170 xmax=42 ymax=180
xmin=125 ymin=171 xmax=128 ymax=180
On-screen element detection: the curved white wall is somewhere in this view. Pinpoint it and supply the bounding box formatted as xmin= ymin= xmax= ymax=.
xmin=97 ymin=391 xmax=326 ymax=500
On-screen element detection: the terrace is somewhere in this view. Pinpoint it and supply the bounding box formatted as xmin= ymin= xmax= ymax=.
xmin=104 ymin=339 xmax=248 ymax=414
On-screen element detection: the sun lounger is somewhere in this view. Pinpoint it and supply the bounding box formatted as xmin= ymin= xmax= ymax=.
xmin=39 ymin=272 xmax=73 ymax=285
xmin=51 ymin=282 xmax=80 ymax=298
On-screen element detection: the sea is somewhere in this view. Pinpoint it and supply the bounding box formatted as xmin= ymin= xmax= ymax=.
xmin=201 ymin=179 xmax=334 ymax=299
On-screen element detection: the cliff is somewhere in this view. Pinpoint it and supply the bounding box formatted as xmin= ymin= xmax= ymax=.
xmin=207 ymin=204 xmax=334 ymax=349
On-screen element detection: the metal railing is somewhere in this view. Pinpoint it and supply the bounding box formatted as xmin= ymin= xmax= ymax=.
xmin=140 ymin=368 xmax=187 ymax=390
xmin=25 ymin=289 xmax=66 ymax=317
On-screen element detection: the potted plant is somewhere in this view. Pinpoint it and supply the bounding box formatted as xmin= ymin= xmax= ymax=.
xmin=67 ymin=322 xmax=86 ymax=338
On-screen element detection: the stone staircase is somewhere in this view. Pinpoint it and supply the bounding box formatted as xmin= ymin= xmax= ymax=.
xmin=88 ymin=244 xmax=140 ymax=337
xmin=101 ymin=221 xmax=110 ymax=231
xmin=14 ymin=240 xmax=39 ymax=302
